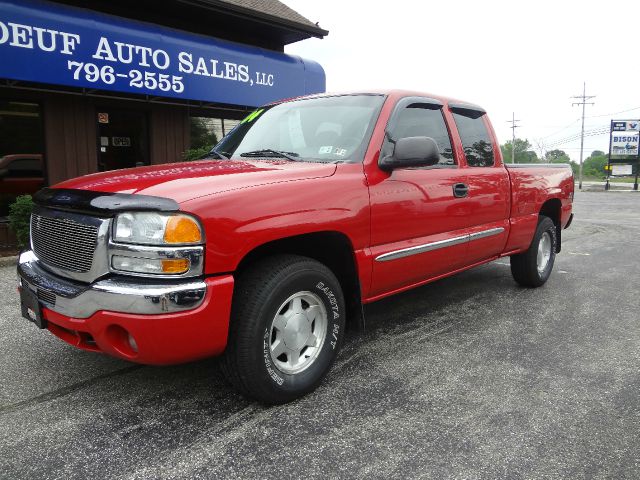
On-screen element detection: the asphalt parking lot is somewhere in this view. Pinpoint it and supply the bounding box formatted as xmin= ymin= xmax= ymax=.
xmin=1 ymin=191 xmax=639 ymax=480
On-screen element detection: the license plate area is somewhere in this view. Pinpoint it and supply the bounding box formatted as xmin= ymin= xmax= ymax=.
xmin=20 ymin=284 xmax=47 ymax=329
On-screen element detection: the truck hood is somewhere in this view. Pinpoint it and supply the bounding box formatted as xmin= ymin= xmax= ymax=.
xmin=55 ymin=159 xmax=337 ymax=204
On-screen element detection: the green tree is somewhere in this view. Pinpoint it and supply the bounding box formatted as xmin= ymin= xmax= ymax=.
xmin=500 ymin=138 xmax=539 ymax=164
xmin=582 ymin=152 xmax=608 ymax=178
xmin=190 ymin=117 xmax=217 ymax=149
xmin=545 ymin=149 xmax=570 ymax=162
xmin=8 ymin=195 xmax=34 ymax=248
xmin=184 ymin=117 xmax=219 ymax=161
xmin=544 ymin=149 xmax=579 ymax=175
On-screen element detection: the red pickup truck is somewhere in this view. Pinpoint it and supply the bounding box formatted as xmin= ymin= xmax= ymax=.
xmin=18 ymin=91 xmax=573 ymax=403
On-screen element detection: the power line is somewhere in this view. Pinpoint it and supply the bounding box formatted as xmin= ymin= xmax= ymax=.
xmin=545 ymin=126 xmax=609 ymax=148
xmin=586 ymin=105 xmax=640 ymax=119
xmin=541 ymin=118 xmax=581 ymax=139
xmin=571 ymin=82 xmax=595 ymax=189
xmin=506 ymin=112 xmax=520 ymax=164
xmin=546 ymin=128 xmax=609 ymax=145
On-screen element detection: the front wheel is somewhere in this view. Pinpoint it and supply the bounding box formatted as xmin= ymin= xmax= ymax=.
xmin=221 ymin=255 xmax=345 ymax=404
xmin=510 ymin=216 xmax=557 ymax=287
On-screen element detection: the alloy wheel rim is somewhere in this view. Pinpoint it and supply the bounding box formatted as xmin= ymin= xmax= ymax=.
xmin=537 ymin=232 xmax=552 ymax=274
xmin=269 ymin=291 xmax=328 ymax=374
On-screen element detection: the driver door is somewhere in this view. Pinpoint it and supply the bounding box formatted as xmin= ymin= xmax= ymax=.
xmin=368 ymin=97 xmax=472 ymax=297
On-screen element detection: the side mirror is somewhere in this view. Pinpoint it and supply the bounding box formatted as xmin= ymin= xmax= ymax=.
xmin=379 ymin=136 xmax=440 ymax=171
xmin=0 ymin=168 xmax=8 ymax=178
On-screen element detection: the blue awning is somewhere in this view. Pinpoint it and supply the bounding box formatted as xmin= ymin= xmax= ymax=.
xmin=0 ymin=0 xmax=325 ymax=106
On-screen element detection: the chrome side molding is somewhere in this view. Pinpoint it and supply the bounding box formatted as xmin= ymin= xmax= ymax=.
xmin=375 ymin=235 xmax=468 ymax=262
xmin=375 ymin=227 xmax=505 ymax=262
xmin=468 ymin=227 xmax=505 ymax=241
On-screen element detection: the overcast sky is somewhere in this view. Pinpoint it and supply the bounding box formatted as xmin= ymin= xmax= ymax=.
xmin=284 ymin=0 xmax=640 ymax=162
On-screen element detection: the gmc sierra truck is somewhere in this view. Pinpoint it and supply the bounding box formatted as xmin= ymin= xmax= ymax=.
xmin=17 ymin=90 xmax=574 ymax=404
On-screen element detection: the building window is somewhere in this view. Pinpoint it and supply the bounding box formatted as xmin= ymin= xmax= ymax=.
xmin=0 ymin=101 xmax=45 ymax=218
xmin=186 ymin=116 xmax=240 ymax=160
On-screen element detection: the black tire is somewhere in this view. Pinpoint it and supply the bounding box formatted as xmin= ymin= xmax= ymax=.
xmin=221 ymin=254 xmax=345 ymax=404
xmin=510 ymin=215 xmax=557 ymax=287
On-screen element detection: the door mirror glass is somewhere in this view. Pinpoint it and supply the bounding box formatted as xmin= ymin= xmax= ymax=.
xmin=379 ymin=136 xmax=440 ymax=171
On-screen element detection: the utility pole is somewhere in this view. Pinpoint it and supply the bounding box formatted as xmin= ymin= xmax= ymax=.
xmin=506 ymin=112 xmax=520 ymax=164
xmin=571 ymin=82 xmax=595 ymax=189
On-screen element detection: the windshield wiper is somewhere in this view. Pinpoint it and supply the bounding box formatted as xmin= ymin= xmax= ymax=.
xmin=240 ymin=149 xmax=300 ymax=161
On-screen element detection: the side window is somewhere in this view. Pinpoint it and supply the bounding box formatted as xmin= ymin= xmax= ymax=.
xmin=451 ymin=111 xmax=495 ymax=167
xmin=382 ymin=104 xmax=455 ymax=167
xmin=7 ymin=158 xmax=43 ymax=178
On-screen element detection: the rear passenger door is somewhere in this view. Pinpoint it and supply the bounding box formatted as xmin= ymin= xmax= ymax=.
xmin=368 ymin=97 xmax=473 ymax=297
xmin=449 ymin=105 xmax=510 ymax=264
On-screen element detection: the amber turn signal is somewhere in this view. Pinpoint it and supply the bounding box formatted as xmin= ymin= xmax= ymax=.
xmin=164 ymin=216 xmax=202 ymax=244
xmin=161 ymin=258 xmax=190 ymax=274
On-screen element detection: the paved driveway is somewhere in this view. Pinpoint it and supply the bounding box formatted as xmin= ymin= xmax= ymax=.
xmin=1 ymin=191 xmax=638 ymax=479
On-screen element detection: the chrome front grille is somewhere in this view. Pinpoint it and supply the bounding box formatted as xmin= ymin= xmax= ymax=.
xmin=31 ymin=213 xmax=98 ymax=273
xmin=37 ymin=288 xmax=56 ymax=306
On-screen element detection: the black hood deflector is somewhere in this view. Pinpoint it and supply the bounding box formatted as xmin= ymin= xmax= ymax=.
xmin=33 ymin=188 xmax=179 ymax=216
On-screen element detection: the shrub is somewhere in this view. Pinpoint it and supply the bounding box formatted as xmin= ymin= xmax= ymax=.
xmin=183 ymin=145 xmax=214 ymax=161
xmin=8 ymin=195 xmax=34 ymax=248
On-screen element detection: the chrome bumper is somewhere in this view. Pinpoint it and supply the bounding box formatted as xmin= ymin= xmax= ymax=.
xmin=17 ymin=250 xmax=207 ymax=319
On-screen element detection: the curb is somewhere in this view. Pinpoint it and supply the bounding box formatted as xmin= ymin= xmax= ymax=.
xmin=0 ymin=255 xmax=18 ymax=268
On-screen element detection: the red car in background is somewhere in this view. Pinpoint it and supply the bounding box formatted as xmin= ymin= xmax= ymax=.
xmin=0 ymin=154 xmax=45 ymax=217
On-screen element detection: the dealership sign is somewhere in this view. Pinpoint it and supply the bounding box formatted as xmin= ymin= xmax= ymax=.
xmin=0 ymin=0 xmax=325 ymax=106
xmin=610 ymin=119 xmax=640 ymax=160
xmin=611 ymin=133 xmax=639 ymax=156
xmin=612 ymin=121 xmax=639 ymax=132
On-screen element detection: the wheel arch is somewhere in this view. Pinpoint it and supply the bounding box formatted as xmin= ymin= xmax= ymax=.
xmin=235 ymin=231 xmax=365 ymax=331
xmin=539 ymin=197 xmax=562 ymax=252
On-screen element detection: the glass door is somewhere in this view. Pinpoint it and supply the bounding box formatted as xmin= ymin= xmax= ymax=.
xmin=97 ymin=109 xmax=149 ymax=171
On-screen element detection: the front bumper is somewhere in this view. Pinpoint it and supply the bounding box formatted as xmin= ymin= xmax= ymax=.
xmin=17 ymin=250 xmax=235 ymax=364
xmin=18 ymin=250 xmax=208 ymax=318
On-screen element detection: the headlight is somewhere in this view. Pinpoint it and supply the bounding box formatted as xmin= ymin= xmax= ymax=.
xmin=113 ymin=212 xmax=203 ymax=245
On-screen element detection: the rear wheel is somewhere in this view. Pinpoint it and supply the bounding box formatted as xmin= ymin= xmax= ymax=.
xmin=510 ymin=216 xmax=557 ymax=287
xmin=221 ymin=254 xmax=345 ymax=404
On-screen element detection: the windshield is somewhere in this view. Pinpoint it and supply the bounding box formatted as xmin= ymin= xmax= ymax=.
xmin=211 ymin=94 xmax=385 ymax=163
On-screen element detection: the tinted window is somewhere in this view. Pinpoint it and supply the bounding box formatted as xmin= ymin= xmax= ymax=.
xmin=7 ymin=158 xmax=42 ymax=177
xmin=382 ymin=104 xmax=454 ymax=167
xmin=451 ymin=112 xmax=495 ymax=167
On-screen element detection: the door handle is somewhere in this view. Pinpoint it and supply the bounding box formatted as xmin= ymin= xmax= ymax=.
xmin=452 ymin=183 xmax=469 ymax=198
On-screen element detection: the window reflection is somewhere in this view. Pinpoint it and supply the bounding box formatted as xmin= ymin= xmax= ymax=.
xmin=451 ymin=112 xmax=495 ymax=167
xmin=187 ymin=116 xmax=241 ymax=160
xmin=0 ymin=101 xmax=45 ymax=218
